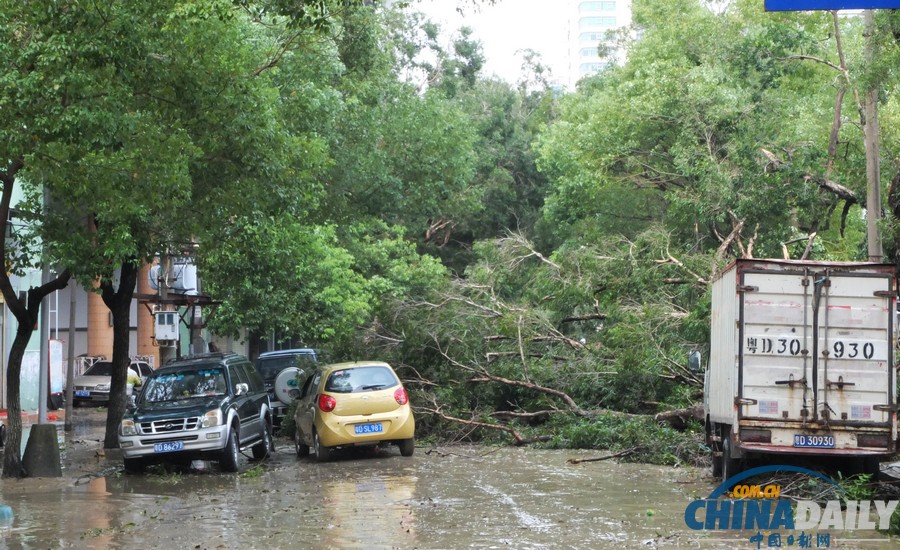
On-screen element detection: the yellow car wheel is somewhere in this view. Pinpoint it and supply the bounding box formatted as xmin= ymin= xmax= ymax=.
xmin=398 ymin=437 xmax=414 ymax=457
xmin=314 ymin=431 xmax=331 ymax=462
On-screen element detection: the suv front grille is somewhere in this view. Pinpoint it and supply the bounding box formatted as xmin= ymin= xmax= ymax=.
xmin=140 ymin=417 xmax=201 ymax=434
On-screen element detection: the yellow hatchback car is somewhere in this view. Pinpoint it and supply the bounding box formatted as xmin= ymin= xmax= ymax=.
xmin=293 ymin=361 xmax=415 ymax=462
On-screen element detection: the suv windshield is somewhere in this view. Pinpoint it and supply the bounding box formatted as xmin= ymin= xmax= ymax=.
xmin=324 ymin=366 xmax=398 ymax=394
xmin=142 ymin=368 xmax=227 ymax=403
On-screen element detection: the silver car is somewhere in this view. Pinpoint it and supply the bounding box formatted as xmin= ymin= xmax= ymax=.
xmin=71 ymin=360 xmax=153 ymax=406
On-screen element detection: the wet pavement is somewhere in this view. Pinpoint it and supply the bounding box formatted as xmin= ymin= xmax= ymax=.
xmin=0 ymin=409 xmax=897 ymax=549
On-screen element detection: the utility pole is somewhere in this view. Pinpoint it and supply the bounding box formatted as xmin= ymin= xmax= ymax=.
xmin=37 ymin=264 xmax=49 ymax=424
xmin=863 ymin=9 xmax=883 ymax=262
xmin=158 ymin=252 xmax=177 ymax=365
xmin=64 ymin=278 xmax=76 ymax=432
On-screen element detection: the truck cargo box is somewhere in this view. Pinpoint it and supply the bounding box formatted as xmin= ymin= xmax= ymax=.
xmin=705 ymin=259 xmax=897 ymax=478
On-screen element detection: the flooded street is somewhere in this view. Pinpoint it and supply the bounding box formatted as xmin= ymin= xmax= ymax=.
xmin=0 ymin=410 xmax=897 ymax=549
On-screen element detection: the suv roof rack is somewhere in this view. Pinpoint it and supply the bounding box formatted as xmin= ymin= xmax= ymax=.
xmin=258 ymin=348 xmax=317 ymax=358
xmin=165 ymin=352 xmax=241 ymax=365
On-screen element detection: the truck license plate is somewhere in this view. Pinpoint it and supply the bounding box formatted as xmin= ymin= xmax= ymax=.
xmin=794 ymin=434 xmax=834 ymax=448
xmin=153 ymin=441 xmax=185 ymax=453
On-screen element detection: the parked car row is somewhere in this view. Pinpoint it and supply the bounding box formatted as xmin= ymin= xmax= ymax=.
xmin=114 ymin=351 xmax=415 ymax=474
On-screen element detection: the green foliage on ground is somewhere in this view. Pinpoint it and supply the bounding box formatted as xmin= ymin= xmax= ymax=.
xmin=546 ymin=414 xmax=706 ymax=466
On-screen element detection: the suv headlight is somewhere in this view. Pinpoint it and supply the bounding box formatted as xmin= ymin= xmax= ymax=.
xmin=120 ymin=419 xmax=137 ymax=436
xmin=202 ymin=408 xmax=224 ymax=428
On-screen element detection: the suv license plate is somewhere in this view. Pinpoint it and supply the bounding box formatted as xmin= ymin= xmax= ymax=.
xmin=354 ymin=423 xmax=383 ymax=435
xmin=154 ymin=441 xmax=185 ymax=453
xmin=75 ymin=390 xmax=90 ymax=397
xmin=794 ymin=435 xmax=834 ymax=448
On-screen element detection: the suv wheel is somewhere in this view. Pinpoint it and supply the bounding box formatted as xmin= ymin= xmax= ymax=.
xmin=314 ymin=431 xmax=331 ymax=462
xmin=252 ymin=419 xmax=274 ymax=461
xmin=294 ymin=428 xmax=310 ymax=457
xmin=220 ymin=426 xmax=240 ymax=472
xmin=123 ymin=457 xmax=146 ymax=474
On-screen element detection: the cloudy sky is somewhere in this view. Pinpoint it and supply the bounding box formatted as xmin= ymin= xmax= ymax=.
xmin=411 ymin=0 xmax=570 ymax=85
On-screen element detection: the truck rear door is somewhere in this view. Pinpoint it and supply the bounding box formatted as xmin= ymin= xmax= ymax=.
xmin=739 ymin=267 xmax=894 ymax=428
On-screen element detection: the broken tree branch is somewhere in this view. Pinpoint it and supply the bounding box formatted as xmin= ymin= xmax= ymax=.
xmin=567 ymin=447 xmax=641 ymax=464
xmin=420 ymin=403 xmax=551 ymax=446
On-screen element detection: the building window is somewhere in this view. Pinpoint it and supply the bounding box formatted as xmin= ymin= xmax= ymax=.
xmin=580 ymin=62 xmax=607 ymax=73
xmin=579 ymin=47 xmax=599 ymax=58
xmin=580 ymin=16 xmax=617 ymax=28
xmin=579 ymin=1 xmax=616 ymax=12
xmin=579 ymin=32 xmax=606 ymax=42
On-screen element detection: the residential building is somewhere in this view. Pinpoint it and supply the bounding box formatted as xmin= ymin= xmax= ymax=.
xmin=569 ymin=0 xmax=632 ymax=87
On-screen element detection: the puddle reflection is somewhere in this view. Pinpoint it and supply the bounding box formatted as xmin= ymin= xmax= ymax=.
xmin=315 ymin=470 xmax=417 ymax=549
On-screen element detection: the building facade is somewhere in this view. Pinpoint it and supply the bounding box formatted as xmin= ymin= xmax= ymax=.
xmin=568 ymin=0 xmax=632 ymax=87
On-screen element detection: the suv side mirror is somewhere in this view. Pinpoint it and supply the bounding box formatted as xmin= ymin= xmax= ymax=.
xmin=235 ymin=383 xmax=249 ymax=396
xmin=688 ymin=350 xmax=703 ymax=373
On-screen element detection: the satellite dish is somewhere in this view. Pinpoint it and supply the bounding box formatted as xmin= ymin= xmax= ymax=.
xmin=274 ymin=367 xmax=303 ymax=406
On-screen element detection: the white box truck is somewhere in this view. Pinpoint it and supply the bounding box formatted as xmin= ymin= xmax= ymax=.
xmin=705 ymin=259 xmax=898 ymax=479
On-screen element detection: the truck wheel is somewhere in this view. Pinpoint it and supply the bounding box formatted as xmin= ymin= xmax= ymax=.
xmin=722 ymin=436 xmax=741 ymax=481
xmin=710 ymin=441 xmax=722 ymax=479
xmin=220 ymin=427 xmax=240 ymax=472
xmin=252 ymin=419 xmax=273 ymax=461
xmin=860 ymin=457 xmax=881 ymax=478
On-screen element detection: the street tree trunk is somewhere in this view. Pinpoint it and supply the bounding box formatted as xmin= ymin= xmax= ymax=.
xmin=0 ymin=159 xmax=72 ymax=478
xmin=100 ymin=258 xmax=138 ymax=449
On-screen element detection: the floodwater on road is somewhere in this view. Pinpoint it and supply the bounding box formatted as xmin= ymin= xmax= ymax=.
xmin=0 ymin=411 xmax=897 ymax=549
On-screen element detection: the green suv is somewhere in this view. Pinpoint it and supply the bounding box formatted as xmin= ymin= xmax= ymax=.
xmin=118 ymin=352 xmax=274 ymax=473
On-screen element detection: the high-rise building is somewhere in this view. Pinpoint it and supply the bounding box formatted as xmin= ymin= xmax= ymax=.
xmin=568 ymin=0 xmax=632 ymax=87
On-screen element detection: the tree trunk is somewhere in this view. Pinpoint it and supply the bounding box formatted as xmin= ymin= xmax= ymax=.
xmin=654 ymin=404 xmax=704 ymax=431
xmin=1 ymin=274 xmax=71 ymax=478
xmin=3 ymin=328 xmax=36 ymax=478
xmin=101 ymin=259 xmax=138 ymax=449
xmin=0 ymin=159 xmax=72 ymax=478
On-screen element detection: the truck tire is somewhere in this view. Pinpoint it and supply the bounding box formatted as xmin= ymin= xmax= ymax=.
xmin=722 ymin=436 xmax=741 ymax=481
xmin=855 ymin=456 xmax=881 ymax=478
xmin=710 ymin=443 xmax=722 ymax=479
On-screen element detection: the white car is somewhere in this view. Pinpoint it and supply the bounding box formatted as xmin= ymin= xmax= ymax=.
xmin=71 ymin=360 xmax=153 ymax=406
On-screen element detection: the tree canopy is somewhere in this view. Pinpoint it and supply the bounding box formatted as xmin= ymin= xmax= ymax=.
xmin=6 ymin=0 xmax=900 ymax=474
